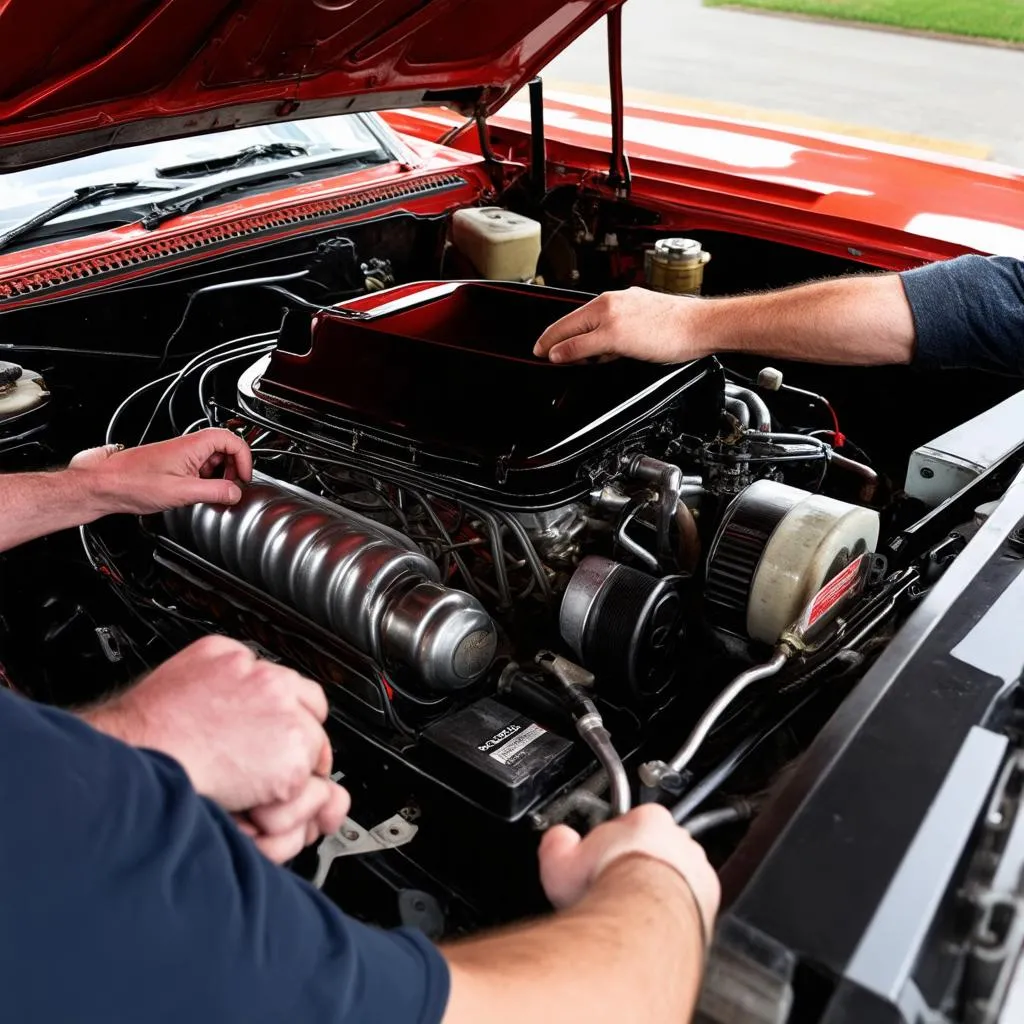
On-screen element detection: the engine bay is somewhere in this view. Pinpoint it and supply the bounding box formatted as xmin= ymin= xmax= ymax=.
xmin=2 ymin=201 xmax=1022 ymax=938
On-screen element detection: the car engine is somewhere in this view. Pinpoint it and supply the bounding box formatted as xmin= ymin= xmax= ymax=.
xmin=6 ymin=218 xmax=1016 ymax=939
xmin=50 ymin=268 xmax=919 ymax=928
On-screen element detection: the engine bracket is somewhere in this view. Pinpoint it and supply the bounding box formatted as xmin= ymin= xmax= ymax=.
xmin=312 ymin=813 xmax=420 ymax=889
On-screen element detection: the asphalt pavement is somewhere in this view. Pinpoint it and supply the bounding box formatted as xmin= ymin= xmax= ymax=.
xmin=544 ymin=0 xmax=1024 ymax=169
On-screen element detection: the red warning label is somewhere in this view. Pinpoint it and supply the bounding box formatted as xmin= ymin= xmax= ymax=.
xmin=808 ymin=555 xmax=866 ymax=627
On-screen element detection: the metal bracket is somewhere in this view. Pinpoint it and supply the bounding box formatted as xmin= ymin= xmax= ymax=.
xmin=94 ymin=626 xmax=125 ymax=664
xmin=313 ymin=813 xmax=419 ymax=889
xmin=535 ymin=650 xmax=595 ymax=689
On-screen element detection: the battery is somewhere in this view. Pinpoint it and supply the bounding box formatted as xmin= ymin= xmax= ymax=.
xmin=420 ymin=697 xmax=574 ymax=819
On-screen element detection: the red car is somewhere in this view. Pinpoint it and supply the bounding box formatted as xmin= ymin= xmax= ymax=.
xmin=2 ymin=3 xmax=1023 ymax=1021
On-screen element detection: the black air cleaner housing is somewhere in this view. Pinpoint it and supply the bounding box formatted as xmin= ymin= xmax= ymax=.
xmin=239 ymin=280 xmax=723 ymax=509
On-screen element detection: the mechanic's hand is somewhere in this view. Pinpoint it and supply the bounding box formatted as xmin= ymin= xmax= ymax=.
xmin=534 ymin=287 xmax=705 ymax=365
xmin=538 ymin=804 xmax=720 ymax=939
xmin=68 ymin=429 xmax=253 ymax=515
xmin=81 ymin=636 xmax=348 ymax=864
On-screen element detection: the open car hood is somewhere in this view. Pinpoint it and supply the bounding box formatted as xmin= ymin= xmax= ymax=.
xmin=0 ymin=0 xmax=623 ymax=170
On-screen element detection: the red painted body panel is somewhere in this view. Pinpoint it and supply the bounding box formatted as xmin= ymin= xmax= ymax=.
xmin=0 ymin=0 xmax=622 ymax=168
xmin=0 ymin=144 xmax=489 ymax=308
xmin=1 ymin=78 xmax=1020 ymax=307
xmin=385 ymin=95 xmax=1024 ymax=266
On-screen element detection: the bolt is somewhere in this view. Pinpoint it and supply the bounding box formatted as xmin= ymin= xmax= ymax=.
xmin=920 ymin=466 xmax=935 ymax=479
xmin=343 ymin=829 xmax=359 ymax=841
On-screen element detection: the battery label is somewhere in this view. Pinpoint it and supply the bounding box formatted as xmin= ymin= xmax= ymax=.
xmin=490 ymin=723 xmax=547 ymax=766
xmin=477 ymin=723 xmax=522 ymax=752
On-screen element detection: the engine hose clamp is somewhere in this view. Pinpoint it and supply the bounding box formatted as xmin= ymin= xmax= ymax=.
xmin=575 ymin=711 xmax=604 ymax=735
xmin=638 ymin=759 xmax=674 ymax=789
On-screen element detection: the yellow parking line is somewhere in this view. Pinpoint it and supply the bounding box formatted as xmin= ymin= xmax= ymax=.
xmin=543 ymin=79 xmax=992 ymax=161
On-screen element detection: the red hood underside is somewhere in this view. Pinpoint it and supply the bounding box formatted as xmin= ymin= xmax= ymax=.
xmin=0 ymin=0 xmax=622 ymax=170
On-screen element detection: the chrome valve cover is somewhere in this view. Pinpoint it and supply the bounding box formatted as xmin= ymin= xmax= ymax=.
xmin=163 ymin=477 xmax=496 ymax=690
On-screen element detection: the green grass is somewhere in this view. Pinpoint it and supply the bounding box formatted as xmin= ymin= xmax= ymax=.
xmin=704 ymin=0 xmax=1024 ymax=43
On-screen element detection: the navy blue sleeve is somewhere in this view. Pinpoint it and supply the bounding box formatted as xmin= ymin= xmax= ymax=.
xmin=900 ymin=254 xmax=1024 ymax=374
xmin=0 ymin=687 xmax=450 ymax=1024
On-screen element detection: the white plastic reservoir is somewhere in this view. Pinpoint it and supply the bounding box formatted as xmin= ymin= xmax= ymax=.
xmin=451 ymin=207 xmax=542 ymax=282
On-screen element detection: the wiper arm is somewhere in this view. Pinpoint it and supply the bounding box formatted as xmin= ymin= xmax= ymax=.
xmin=140 ymin=147 xmax=386 ymax=231
xmin=155 ymin=142 xmax=310 ymax=179
xmin=0 ymin=181 xmax=175 ymax=253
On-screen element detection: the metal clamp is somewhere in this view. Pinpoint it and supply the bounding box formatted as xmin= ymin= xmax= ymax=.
xmin=313 ymin=813 xmax=419 ymax=889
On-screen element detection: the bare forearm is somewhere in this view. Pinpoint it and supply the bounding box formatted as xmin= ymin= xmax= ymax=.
xmin=0 ymin=469 xmax=105 ymax=552
xmin=443 ymin=856 xmax=705 ymax=1024
xmin=0 ymin=429 xmax=253 ymax=554
xmin=691 ymin=273 xmax=916 ymax=366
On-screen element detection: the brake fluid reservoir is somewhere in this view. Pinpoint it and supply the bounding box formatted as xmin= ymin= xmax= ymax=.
xmin=451 ymin=207 xmax=542 ymax=282
xmin=644 ymin=238 xmax=711 ymax=295
xmin=0 ymin=361 xmax=49 ymax=423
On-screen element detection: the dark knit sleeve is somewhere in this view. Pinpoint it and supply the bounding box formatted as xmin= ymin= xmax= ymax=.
xmin=900 ymin=255 xmax=1024 ymax=374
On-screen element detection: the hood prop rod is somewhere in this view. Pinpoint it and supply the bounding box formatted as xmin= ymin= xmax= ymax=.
xmin=473 ymin=105 xmax=499 ymax=166
xmin=606 ymin=7 xmax=632 ymax=197
xmin=528 ymin=77 xmax=547 ymax=194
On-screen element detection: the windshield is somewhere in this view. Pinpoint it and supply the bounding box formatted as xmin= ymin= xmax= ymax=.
xmin=0 ymin=113 xmax=392 ymax=235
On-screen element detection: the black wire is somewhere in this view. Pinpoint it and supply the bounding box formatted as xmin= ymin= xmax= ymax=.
xmin=156 ymin=271 xmax=308 ymax=368
xmin=460 ymin=503 xmax=511 ymax=608
xmin=105 ymin=370 xmax=179 ymax=445
xmin=405 ymin=489 xmax=481 ymax=600
xmin=682 ymin=804 xmax=752 ymax=838
xmin=669 ymin=689 xmax=819 ymax=824
xmin=192 ymin=342 xmax=274 ymax=428
xmin=310 ymin=466 xmax=411 ymax=532
xmin=496 ymin=509 xmax=553 ymax=600
xmin=261 ymin=283 xmax=362 ymax=312
xmin=204 ymin=398 xmax=247 ymax=425
xmin=0 ymin=344 xmax=160 ymax=360
xmin=139 ymin=334 xmax=275 ymax=444
xmin=812 ymin=451 xmax=831 ymax=492
xmin=80 ymin=525 xmax=218 ymax=632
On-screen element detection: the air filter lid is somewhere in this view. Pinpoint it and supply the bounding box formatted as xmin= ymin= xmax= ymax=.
xmin=706 ymin=480 xmax=879 ymax=644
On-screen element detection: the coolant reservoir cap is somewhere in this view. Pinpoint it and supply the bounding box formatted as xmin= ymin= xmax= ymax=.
xmin=0 ymin=361 xmax=22 ymax=386
xmin=653 ymin=238 xmax=705 ymax=264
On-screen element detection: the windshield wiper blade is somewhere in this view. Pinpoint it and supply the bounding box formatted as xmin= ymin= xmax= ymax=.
xmin=140 ymin=148 xmax=386 ymax=231
xmin=155 ymin=142 xmax=310 ymax=179
xmin=0 ymin=181 xmax=175 ymax=253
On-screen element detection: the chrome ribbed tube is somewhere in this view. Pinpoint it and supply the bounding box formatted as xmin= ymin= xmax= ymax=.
xmin=163 ymin=478 xmax=496 ymax=690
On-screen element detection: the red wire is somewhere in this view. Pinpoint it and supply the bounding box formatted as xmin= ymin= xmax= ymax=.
xmin=825 ymin=401 xmax=845 ymax=448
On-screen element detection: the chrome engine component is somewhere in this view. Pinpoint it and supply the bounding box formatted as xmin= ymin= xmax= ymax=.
xmin=705 ymin=479 xmax=880 ymax=644
xmin=723 ymin=383 xmax=771 ymax=433
xmin=560 ymin=555 xmax=686 ymax=700
xmin=515 ymin=505 xmax=588 ymax=566
xmin=163 ymin=477 xmax=497 ymax=690
xmin=643 ymin=237 xmax=711 ymax=295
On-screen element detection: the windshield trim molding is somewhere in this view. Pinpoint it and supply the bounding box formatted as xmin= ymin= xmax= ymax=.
xmin=0 ymin=170 xmax=472 ymax=306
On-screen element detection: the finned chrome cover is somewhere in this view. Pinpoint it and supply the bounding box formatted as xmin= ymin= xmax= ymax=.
xmin=163 ymin=478 xmax=496 ymax=690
